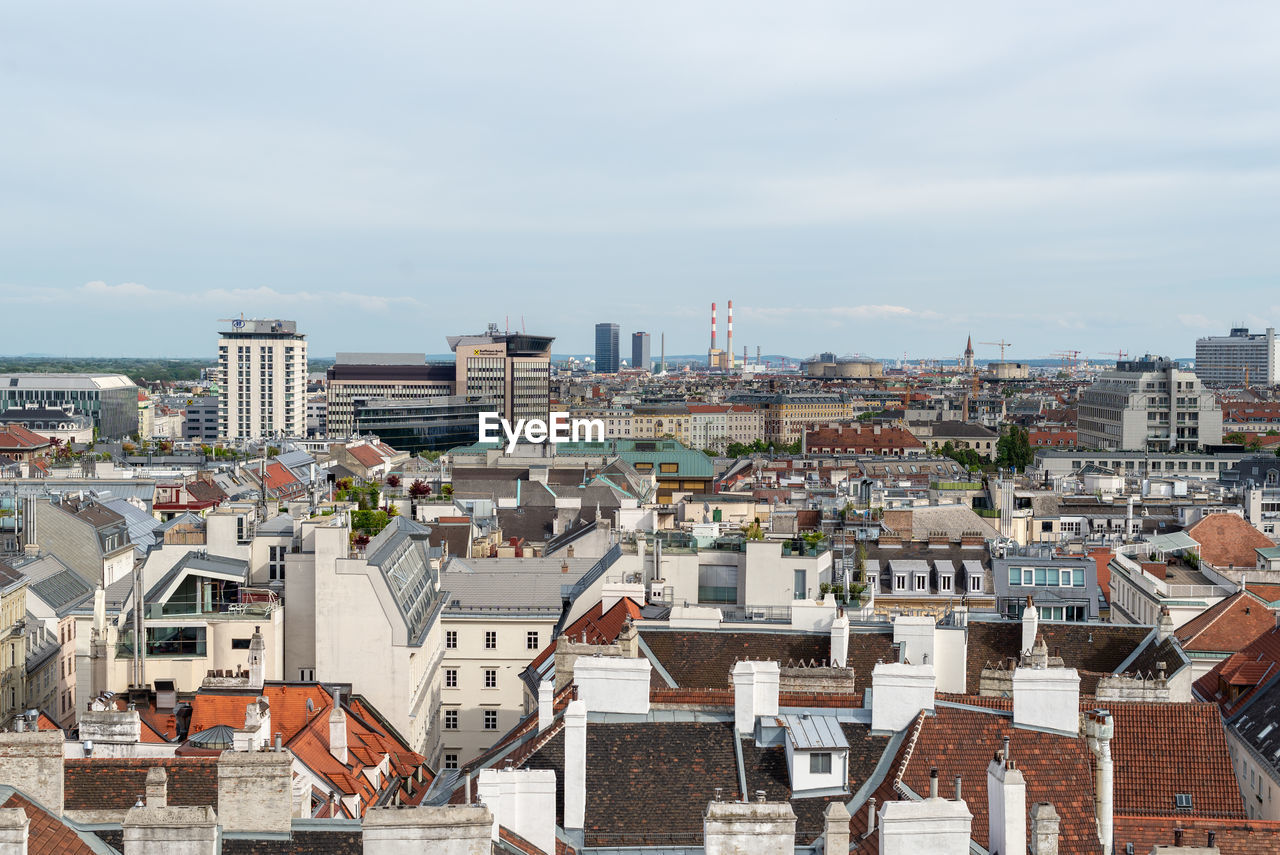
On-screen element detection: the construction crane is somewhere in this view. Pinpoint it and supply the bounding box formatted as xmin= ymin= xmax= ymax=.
xmin=1098 ymin=350 xmax=1128 ymax=364
xmin=981 ymin=339 xmax=1013 ymax=361
xmin=1051 ymin=350 xmax=1082 ymax=375
xmin=1222 ymin=364 xmax=1252 ymax=390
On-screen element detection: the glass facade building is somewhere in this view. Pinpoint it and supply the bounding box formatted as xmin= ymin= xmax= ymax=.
xmin=353 ymin=396 xmax=499 ymax=453
xmin=595 ymin=323 xmax=620 ymax=373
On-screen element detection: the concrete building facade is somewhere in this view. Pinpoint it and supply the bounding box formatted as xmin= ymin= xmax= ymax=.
xmin=216 ymin=318 xmax=308 ymax=440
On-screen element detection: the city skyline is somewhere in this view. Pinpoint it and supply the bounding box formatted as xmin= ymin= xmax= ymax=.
xmin=3 ymin=3 xmax=1279 ymax=358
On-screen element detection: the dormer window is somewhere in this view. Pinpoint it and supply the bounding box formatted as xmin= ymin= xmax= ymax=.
xmin=778 ymin=713 xmax=849 ymax=797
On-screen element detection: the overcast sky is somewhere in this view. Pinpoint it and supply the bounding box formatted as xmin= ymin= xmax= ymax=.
xmin=3 ymin=2 xmax=1279 ymax=360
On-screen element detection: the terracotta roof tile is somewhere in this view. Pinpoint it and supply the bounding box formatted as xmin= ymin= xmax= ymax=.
xmin=1186 ymin=515 xmax=1274 ymax=569
xmin=1176 ymin=591 xmax=1278 ymax=654
xmin=1115 ymin=816 xmax=1280 ymax=854
xmin=1194 ymin=626 xmax=1280 ymax=714
xmin=2 ymin=791 xmax=98 ymax=855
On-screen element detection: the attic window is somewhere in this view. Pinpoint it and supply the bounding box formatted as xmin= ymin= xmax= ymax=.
xmin=1174 ymin=793 xmax=1192 ymax=810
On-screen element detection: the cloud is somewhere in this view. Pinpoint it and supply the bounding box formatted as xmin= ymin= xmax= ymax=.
xmin=740 ymin=304 xmax=943 ymax=323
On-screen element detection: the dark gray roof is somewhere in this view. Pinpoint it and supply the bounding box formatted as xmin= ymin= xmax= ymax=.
xmin=25 ymin=558 xmax=94 ymax=613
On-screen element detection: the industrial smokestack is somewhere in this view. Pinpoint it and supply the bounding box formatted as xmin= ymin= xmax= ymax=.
xmin=711 ymin=302 xmax=717 ymax=351
xmin=727 ymin=300 xmax=734 ymax=369
xmin=661 ymin=333 xmax=665 ymax=373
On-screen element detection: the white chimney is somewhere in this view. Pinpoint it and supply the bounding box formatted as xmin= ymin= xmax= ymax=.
xmin=248 ymin=626 xmax=265 ymax=690
xmin=1156 ymin=606 xmax=1174 ymax=643
xmin=732 ymin=660 xmax=780 ymax=736
xmin=1021 ymin=596 xmax=1038 ymax=656
xmin=1012 ymin=666 xmax=1080 ymax=736
xmin=1085 ymin=710 xmax=1114 ymax=855
xmin=329 ymin=688 xmax=348 ymax=765
xmin=476 ymin=768 xmax=556 ymax=855
xmin=893 ymin=614 xmax=935 ymax=666
xmin=575 ymin=657 xmax=651 ymax=715
xmin=987 ymin=751 xmax=1027 ymax=855
xmin=122 ymin=805 xmax=218 ymax=855
xmin=1029 ymin=802 xmax=1060 ymax=855
xmin=829 ymin=613 xmax=850 ymax=669
xmin=0 ymin=807 xmax=28 ymax=855
xmin=878 ymin=770 xmax=972 ymax=855
xmin=537 ymin=680 xmax=554 ymax=733
xmin=871 ymin=662 xmax=936 ymax=733
xmin=564 ymin=700 xmax=586 ymax=833
xmin=703 ymin=800 xmax=795 ymax=855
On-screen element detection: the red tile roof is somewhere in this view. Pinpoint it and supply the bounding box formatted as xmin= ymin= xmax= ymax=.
xmin=526 ymin=598 xmax=644 ymax=673
xmin=805 ymin=424 xmax=924 ymax=453
xmin=348 ymin=444 xmax=386 ymax=468
xmin=1193 ymin=626 xmax=1280 ymax=714
xmin=0 ymin=424 xmax=51 ymax=450
xmin=1090 ymin=548 xmax=1114 ymax=605
xmin=1176 ymin=591 xmax=1277 ymax=654
xmin=2 ymin=791 xmax=98 ymax=855
xmin=1186 ymin=514 xmax=1274 ymax=569
xmin=1115 ymin=816 xmax=1280 ymax=854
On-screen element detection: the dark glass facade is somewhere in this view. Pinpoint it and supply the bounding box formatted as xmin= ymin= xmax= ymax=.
xmin=353 ymin=396 xmax=498 ymax=453
xmin=595 ymin=323 xmax=619 ymax=373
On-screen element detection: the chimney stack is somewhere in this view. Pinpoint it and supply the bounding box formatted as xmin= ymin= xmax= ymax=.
xmin=829 ymin=612 xmax=850 ymax=669
xmin=122 ymin=805 xmax=217 ymax=855
xmin=1085 ymin=710 xmax=1115 ymax=855
xmin=564 ymin=700 xmax=586 ymax=834
xmin=328 ymin=688 xmax=348 ymax=765
xmin=145 ymin=766 xmax=168 ymax=808
xmin=1029 ymin=802 xmax=1060 ymax=855
xmin=711 ymin=303 xmax=717 ymax=352
xmin=1156 ymin=606 xmax=1174 ymax=643
xmin=0 ymin=808 xmax=29 ymax=855
xmin=217 ymin=751 xmax=293 ymax=834
xmin=822 ymin=801 xmax=851 ymax=855
xmin=537 ymin=681 xmax=554 ymax=733
xmin=362 ymin=805 xmax=493 ymax=855
xmin=476 ymin=768 xmax=556 ymax=855
xmin=871 ymin=661 xmax=936 ymax=733
xmin=1021 ymin=595 xmax=1038 ymax=656
xmin=727 ymin=300 xmax=734 ymax=369
xmin=987 ymin=751 xmax=1027 ymax=855
xmin=248 ymin=626 xmax=265 ymax=690
xmin=703 ymin=800 xmax=796 ymax=855
xmin=732 ymin=660 xmax=780 ymax=736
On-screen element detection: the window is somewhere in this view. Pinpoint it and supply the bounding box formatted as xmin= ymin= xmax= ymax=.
xmin=1034 ymin=568 xmax=1047 ymax=586
xmin=484 ymin=669 xmax=497 ymax=689
xmin=940 ymin=575 xmax=952 ymax=592
xmin=526 ymin=631 xmax=540 ymax=650
xmin=445 ymin=668 xmax=457 ymax=688
xmin=894 ymin=574 xmax=906 ymax=592
xmin=794 ymin=569 xmax=806 ymax=600
xmin=1023 ymin=569 xmax=1034 ymax=586
xmin=1073 ymin=569 xmax=1085 ymax=587
xmin=444 ymin=709 xmax=458 ymax=730
xmin=914 ymin=574 xmax=927 ymax=591
xmin=970 ymin=575 xmax=982 ymax=592
xmin=810 ymin=752 xmax=832 ymax=774
xmin=231 ymin=638 xmax=251 ymax=650
xmin=446 ymin=631 xmax=457 ymax=649
xmin=1009 ymin=567 xmax=1021 ymax=586
xmin=485 ymin=631 xmax=497 ymax=650
xmin=444 ymin=753 xmax=459 ymax=771
xmin=1175 ymin=793 xmax=1193 ymax=810
xmin=299 ymin=668 xmax=315 ymax=681
xmin=484 ymin=710 xmax=498 ymax=730
xmin=698 ymin=565 xmax=739 ymax=604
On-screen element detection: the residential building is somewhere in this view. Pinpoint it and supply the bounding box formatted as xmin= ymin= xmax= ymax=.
xmin=31 ymin=497 xmax=134 ymax=587
xmin=594 ymin=323 xmax=620 ymax=373
xmin=0 ymin=424 xmax=51 ymax=462
xmin=1032 ymin=448 xmax=1251 ymax=481
xmin=631 ymin=331 xmax=650 ymax=373
xmin=182 ymin=395 xmax=220 ymax=442
xmin=0 ymin=405 xmax=93 ymax=445
xmin=631 ymin=403 xmax=692 ymax=445
xmin=448 ymin=323 xmax=554 ymax=423
xmin=305 ymin=393 xmax=327 ymax=438
xmin=216 ymin=318 xmax=308 ymax=440
xmin=991 ymin=544 xmax=1099 ymax=621
xmin=437 ymin=551 xmax=625 ymax=764
xmin=0 ymin=565 xmax=27 ymax=720
xmin=804 ymin=423 xmax=925 ymax=457
xmin=1077 ymin=354 xmax=1224 ymax=451
xmin=325 ymin=353 xmax=455 ymax=437
xmin=1196 ymin=326 xmax=1278 ymax=387
xmin=0 ymin=373 xmax=139 ymax=439
xmin=910 ymin=420 xmax=1000 ymax=459
xmin=1108 ymin=537 xmax=1233 ymax=627
xmin=761 ymin=393 xmax=856 ymax=445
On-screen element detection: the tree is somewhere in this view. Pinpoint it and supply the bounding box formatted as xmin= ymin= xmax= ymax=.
xmin=385 ymin=474 xmax=402 ymax=488
xmin=996 ymin=426 xmax=1033 ymax=470
xmin=743 ymin=519 xmax=764 ymax=540
xmin=1225 ymin=432 xmax=1248 ymax=445
xmin=408 ymin=479 xmax=431 ymax=499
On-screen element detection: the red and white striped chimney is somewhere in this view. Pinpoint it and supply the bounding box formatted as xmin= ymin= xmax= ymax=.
xmin=727 ymin=300 xmax=734 ymax=367
xmin=711 ymin=302 xmax=717 ymax=350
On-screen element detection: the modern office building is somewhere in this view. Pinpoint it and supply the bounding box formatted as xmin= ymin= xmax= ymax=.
xmin=1078 ymin=354 xmax=1224 ymax=452
xmin=0 ymin=373 xmax=139 ymax=439
xmin=631 ymin=331 xmax=651 ymax=373
xmin=1195 ymin=327 xmax=1277 ymax=387
xmin=325 ymin=353 xmax=455 ymax=437
xmin=217 ymin=318 xmax=308 ymax=440
xmin=595 ymin=323 xmax=620 ymax=373
xmin=353 ymin=395 xmax=497 ymax=453
xmin=182 ymin=396 xmax=220 ymax=442
xmin=448 ymin=324 xmax=554 ymax=423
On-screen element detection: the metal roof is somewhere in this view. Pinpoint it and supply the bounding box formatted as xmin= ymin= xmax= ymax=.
xmin=777 ymin=713 xmax=849 ymax=751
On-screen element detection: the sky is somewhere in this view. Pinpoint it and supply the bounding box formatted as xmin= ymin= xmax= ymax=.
xmin=3 ymin=2 xmax=1279 ymax=361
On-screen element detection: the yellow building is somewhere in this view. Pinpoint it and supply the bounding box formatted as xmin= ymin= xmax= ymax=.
xmin=0 ymin=576 xmax=27 ymax=720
